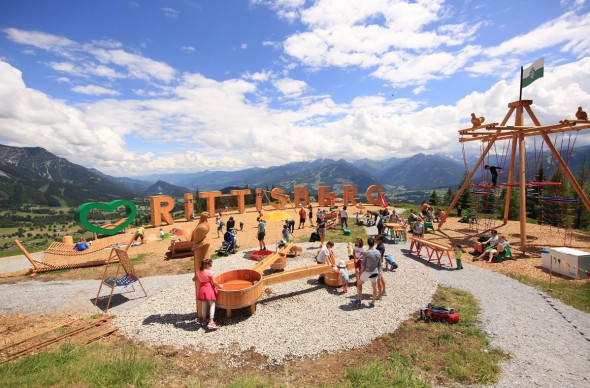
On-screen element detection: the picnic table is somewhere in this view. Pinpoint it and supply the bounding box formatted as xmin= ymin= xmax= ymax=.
xmin=384 ymin=223 xmax=406 ymax=244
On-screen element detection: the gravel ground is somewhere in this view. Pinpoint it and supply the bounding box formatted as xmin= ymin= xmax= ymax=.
xmin=115 ymin=241 xmax=438 ymax=365
xmin=1 ymin=230 xmax=589 ymax=386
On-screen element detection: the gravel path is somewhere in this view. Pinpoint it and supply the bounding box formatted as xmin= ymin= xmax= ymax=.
xmin=436 ymin=264 xmax=590 ymax=388
xmin=1 ymin=236 xmax=589 ymax=386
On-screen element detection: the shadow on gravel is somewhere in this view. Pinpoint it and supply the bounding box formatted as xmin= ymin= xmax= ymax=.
xmin=400 ymin=249 xmax=453 ymax=271
xmin=93 ymin=293 xmax=143 ymax=312
xmin=142 ymin=312 xmax=200 ymax=331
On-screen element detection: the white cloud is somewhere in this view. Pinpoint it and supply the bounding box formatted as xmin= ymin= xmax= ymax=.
xmin=412 ymin=85 xmax=425 ymax=95
xmin=0 ymin=60 xmax=129 ymax=167
xmin=3 ymin=28 xmax=75 ymax=51
xmin=72 ymin=85 xmax=120 ymax=96
xmin=273 ymin=77 xmax=307 ymax=96
xmin=485 ymin=11 xmax=590 ymax=58
xmin=180 ymin=46 xmax=196 ymax=52
xmin=240 ymin=43 xmax=248 ymax=50
xmin=90 ymin=48 xmax=176 ymax=83
xmin=162 ymin=7 xmax=180 ymax=18
xmin=3 ymin=28 xmax=176 ymax=84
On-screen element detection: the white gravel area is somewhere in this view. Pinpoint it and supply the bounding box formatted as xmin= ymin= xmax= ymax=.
xmin=115 ymin=241 xmax=438 ymax=365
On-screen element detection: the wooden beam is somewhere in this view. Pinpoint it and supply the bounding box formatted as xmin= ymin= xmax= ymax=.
xmin=503 ymin=134 xmax=519 ymax=223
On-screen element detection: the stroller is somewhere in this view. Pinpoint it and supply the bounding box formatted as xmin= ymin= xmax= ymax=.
xmin=217 ymin=231 xmax=237 ymax=256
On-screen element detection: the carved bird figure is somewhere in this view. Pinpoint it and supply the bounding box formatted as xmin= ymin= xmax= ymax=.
xmin=576 ymin=106 xmax=588 ymax=120
xmin=471 ymin=113 xmax=485 ymax=127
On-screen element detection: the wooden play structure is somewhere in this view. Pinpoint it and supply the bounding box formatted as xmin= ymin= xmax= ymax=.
xmin=440 ymin=100 xmax=590 ymax=252
xmin=95 ymin=248 xmax=147 ymax=312
xmin=14 ymin=232 xmax=137 ymax=274
xmin=409 ymin=237 xmax=454 ymax=268
xmin=212 ymin=243 xmax=354 ymax=318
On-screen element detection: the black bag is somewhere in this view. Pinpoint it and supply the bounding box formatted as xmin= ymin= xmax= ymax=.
xmin=309 ymin=232 xmax=319 ymax=242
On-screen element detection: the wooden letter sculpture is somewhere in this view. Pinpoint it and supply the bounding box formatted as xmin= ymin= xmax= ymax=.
xmin=199 ymin=191 xmax=222 ymax=216
xmin=230 ymin=189 xmax=251 ymax=213
xmin=342 ymin=185 xmax=358 ymax=205
xmin=193 ymin=211 xmax=211 ymax=318
xmin=150 ymin=196 xmax=175 ymax=226
xmin=293 ymin=186 xmax=310 ymax=207
xmin=184 ymin=193 xmax=194 ymax=221
xmin=365 ymin=185 xmax=384 ymax=206
xmin=471 ymin=113 xmax=485 ymax=127
xmin=317 ymin=186 xmax=331 ymax=207
xmin=271 ymin=188 xmax=288 ymax=209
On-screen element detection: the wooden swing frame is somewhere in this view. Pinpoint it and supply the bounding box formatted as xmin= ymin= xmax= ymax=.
xmin=439 ymin=100 xmax=590 ymax=252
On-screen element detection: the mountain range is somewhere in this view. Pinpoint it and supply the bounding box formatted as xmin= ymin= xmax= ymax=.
xmin=1 ymin=143 xmax=589 ymax=208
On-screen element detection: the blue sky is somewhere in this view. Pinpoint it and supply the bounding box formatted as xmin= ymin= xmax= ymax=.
xmin=1 ymin=0 xmax=589 ymax=176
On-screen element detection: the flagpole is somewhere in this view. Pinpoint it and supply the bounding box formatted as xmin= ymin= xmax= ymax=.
xmin=519 ymin=66 xmax=523 ymax=101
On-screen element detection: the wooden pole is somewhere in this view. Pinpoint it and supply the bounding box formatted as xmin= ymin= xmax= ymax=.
xmin=503 ymin=134 xmax=519 ymax=223
xmin=519 ymin=67 xmax=523 ymax=101
xmin=516 ymin=105 xmax=528 ymax=251
xmin=440 ymin=132 xmax=501 ymax=228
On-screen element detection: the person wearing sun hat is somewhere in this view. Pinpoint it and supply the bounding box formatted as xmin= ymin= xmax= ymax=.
xmin=337 ymin=260 xmax=349 ymax=293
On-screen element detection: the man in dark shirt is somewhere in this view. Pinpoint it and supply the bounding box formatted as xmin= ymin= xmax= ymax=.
xmin=226 ymin=216 xmax=235 ymax=232
xmin=484 ymin=165 xmax=502 ymax=186
xmin=375 ymin=235 xmax=386 ymax=298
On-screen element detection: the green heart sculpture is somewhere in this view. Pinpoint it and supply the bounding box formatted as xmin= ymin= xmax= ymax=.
xmin=74 ymin=200 xmax=137 ymax=236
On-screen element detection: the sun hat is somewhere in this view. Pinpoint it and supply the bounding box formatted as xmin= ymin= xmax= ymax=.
xmin=337 ymin=260 xmax=346 ymax=268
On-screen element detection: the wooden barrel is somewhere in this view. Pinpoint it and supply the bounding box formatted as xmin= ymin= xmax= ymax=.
xmin=270 ymin=252 xmax=287 ymax=271
xmin=63 ymin=236 xmax=73 ymax=245
xmin=215 ymin=269 xmax=263 ymax=310
xmin=324 ymin=269 xmax=342 ymax=287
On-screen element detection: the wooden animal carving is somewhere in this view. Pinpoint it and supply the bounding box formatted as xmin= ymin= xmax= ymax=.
xmin=470 ymin=113 xmax=485 ymax=127
xmin=576 ymin=106 xmax=588 ymax=120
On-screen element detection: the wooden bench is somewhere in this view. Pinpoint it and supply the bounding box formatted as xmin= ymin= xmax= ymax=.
xmin=324 ymin=212 xmax=338 ymax=229
xmin=167 ymin=229 xmax=194 ymax=259
xmin=409 ymin=237 xmax=454 ymax=267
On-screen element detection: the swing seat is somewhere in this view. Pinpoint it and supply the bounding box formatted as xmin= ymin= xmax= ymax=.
xmin=95 ymin=248 xmax=147 ymax=312
xmin=494 ymin=246 xmax=512 ymax=263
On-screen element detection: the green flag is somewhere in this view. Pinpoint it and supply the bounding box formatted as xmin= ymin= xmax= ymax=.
xmin=522 ymin=57 xmax=544 ymax=88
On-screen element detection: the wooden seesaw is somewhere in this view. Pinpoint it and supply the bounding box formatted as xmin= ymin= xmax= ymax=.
xmin=214 ymin=243 xmax=355 ymax=318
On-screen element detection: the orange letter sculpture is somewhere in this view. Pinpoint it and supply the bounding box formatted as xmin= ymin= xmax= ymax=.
xmin=150 ymin=195 xmax=175 ymax=226
xmin=199 ymin=191 xmax=222 ymax=216
xmin=271 ymin=188 xmax=287 ymax=209
xmin=184 ymin=193 xmax=194 ymax=221
xmin=317 ymin=186 xmax=331 ymax=207
xmin=230 ymin=189 xmax=251 ymax=214
xmin=293 ymin=186 xmax=310 ymax=207
xmin=343 ymin=185 xmax=358 ymax=205
xmin=365 ymin=185 xmax=384 ymax=206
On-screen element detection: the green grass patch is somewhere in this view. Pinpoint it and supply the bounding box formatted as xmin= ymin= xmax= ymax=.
xmin=0 ymin=342 xmax=161 ymax=387
xmin=336 ymin=287 xmax=508 ymax=387
xmin=227 ymin=374 xmax=276 ymax=388
xmin=342 ymin=354 xmax=429 ymax=388
xmin=504 ymin=272 xmax=590 ymax=313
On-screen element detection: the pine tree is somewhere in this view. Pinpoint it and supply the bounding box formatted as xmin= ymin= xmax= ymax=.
xmin=428 ymin=191 xmax=439 ymax=207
